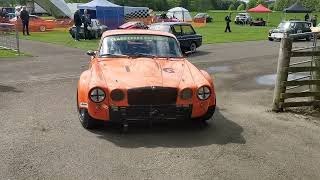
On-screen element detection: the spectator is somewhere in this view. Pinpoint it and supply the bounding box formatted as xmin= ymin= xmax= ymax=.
xmin=82 ymin=9 xmax=91 ymax=40
xmin=73 ymin=10 xmax=82 ymax=41
xmin=225 ymin=13 xmax=231 ymax=32
xmin=305 ymin=13 xmax=309 ymax=22
xmin=311 ymin=15 xmax=317 ymax=27
xmin=20 ymin=6 xmax=30 ymax=36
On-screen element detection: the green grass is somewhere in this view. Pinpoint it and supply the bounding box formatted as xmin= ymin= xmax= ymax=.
xmin=19 ymin=11 xmax=320 ymax=49
xmin=20 ymin=29 xmax=99 ymax=50
xmin=0 ymin=49 xmax=22 ymax=58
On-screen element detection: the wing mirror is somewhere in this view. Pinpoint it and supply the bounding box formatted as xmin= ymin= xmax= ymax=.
xmin=86 ymin=50 xmax=96 ymax=57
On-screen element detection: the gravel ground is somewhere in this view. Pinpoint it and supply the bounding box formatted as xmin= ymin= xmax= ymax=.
xmin=0 ymin=40 xmax=319 ymax=180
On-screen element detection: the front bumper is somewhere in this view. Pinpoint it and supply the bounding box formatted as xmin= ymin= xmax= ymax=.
xmin=109 ymin=105 xmax=192 ymax=122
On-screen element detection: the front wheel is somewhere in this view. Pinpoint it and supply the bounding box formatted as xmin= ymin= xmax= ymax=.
xmin=306 ymin=36 xmax=311 ymax=41
xmin=189 ymin=42 xmax=197 ymax=53
xmin=78 ymin=108 xmax=98 ymax=129
xmin=39 ymin=25 xmax=46 ymax=32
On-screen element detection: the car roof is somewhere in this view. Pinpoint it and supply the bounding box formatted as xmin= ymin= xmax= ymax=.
xmin=150 ymin=22 xmax=192 ymax=26
xmin=102 ymin=29 xmax=176 ymax=39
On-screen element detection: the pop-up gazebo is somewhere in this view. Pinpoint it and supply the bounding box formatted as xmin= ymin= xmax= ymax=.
xmin=247 ymin=4 xmax=272 ymax=25
xmin=283 ymin=1 xmax=311 ymax=13
xmin=283 ymin=1 xmax=312 ymax=20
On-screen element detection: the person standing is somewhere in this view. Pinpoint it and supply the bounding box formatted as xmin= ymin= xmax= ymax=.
xmin=20 ymin=6 xmax=30 ymax=36
xmin=74 ymin=10 xmax=82 ymax=41
xmin=82 ymin=9 xmax=91 ymax=40
xmin=225 ymin=13 xmax=231 ymax=32
xmin=311 ymin=15 xmax=317 ymax=27
xmin=305 ymin=13 xmax=309 ymax=22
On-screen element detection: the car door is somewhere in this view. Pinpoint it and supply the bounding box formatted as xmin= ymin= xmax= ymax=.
xmin=170 ymin=24 xmax=184 ymax=47
xmin=181 ymin=24 xmax=201 ymax=49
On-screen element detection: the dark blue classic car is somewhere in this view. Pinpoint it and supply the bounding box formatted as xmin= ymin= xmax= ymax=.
xmin=149 ymin=22 xmax=202 ymax=53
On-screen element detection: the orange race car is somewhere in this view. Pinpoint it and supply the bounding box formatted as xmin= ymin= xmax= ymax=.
xmin=10 ymin=15 xmax=55 ymax=32
xmin=77 ymin=29 xmax=216 ymax=131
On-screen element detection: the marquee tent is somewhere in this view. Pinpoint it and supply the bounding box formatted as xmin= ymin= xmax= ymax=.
xmin=167 ymin=7 xmax=192 ymax=22
xmin=247 ymin=4 xmax=272 ymax=25
xmin=77 ymin=0 xmax=123 ymax=29
xmin=247 ymin=4 xmax=272 ymax=13
xmin=77 ymin=0 xmax=149 ymax=29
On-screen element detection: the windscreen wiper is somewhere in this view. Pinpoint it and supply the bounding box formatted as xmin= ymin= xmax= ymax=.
xmin=99 ymin=53 xmax=129 ymax=58
xmin=131 ymin=53 xmax=157 ymax=58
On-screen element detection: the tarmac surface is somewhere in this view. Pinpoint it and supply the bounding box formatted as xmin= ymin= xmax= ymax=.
xmin=0 ymin=40 xmax=320 ymax=179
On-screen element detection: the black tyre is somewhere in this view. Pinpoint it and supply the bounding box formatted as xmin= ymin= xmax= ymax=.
xmin=268 ymin=37 xmax=274 ymax=41
xmin=78 ymin=108 xmax=98 ymax=129
xmin=193 ymin=106 xmax=216 ymax=122
xmin=189 ymin=42 xmax=197 ymax=53
xmin=201 ymin=106 xmax=216 ymax=122
xmin=306 ymin=36 xmax=311 ymax=41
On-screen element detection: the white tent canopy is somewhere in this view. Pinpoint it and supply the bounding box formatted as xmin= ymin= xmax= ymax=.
xmin=34 ymin=0 xmax=72 ymax=18
xmin=77 ymin=0 xmax=120 ymax=10
xmin=166 ymin=7 xmax=192 ymax=22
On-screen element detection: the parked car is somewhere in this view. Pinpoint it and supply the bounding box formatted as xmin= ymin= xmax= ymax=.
xmin=9 ymin=15 xmax=55 ymax=32
xmin=154 ymin=13 xmax=180 ymax=23
xmin=234 ymin=13 xmax=252 ymax=24
xmin=69 ymin=19 xmax=108 ymax=39
xmin=268 ymin=21 xmax=312 ymax=41
xmin=118 ymin=21 xmax=148 ymax=29
xmin=77 ymin=29 xmax=216 ymax=131
xmin=7 ymin=13 xmax=15 ymax=20
xmin=194 ymin=13 xmax=213 ymax=23
xmin=250 ymin=18 xmax=266 ymax=26
xmin=149 ymin=22 xmax=202 ymax=53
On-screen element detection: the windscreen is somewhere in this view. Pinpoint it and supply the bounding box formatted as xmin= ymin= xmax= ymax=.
xmin=99 ymin=34 xmax=183 ymax=58
xmin=278 ymin=22 xmax=291 ymax=30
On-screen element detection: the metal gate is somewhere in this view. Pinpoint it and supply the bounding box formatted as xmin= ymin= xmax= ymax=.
xmin=0 ymin=23 xmax=20 ymax=54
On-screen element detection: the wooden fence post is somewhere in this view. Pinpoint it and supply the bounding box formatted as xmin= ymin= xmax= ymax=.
xmin=272 ymin=34 xmax=293 ymax=112
xmin=312 ymin=53 xmax=320 ymax=107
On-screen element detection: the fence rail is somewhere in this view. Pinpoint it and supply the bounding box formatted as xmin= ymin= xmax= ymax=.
xmin=0 ymin=23 xmax=20 ymax=54
xmin=272 ymin=32 xmax=320 ymax=111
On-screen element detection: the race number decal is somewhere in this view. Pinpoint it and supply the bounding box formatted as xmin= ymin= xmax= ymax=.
xmin=163 ymin=68 xmax=175 ymax=73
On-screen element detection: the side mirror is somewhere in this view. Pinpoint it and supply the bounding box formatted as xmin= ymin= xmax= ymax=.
xmin=86 ymin=50 xmax=96 ymax=57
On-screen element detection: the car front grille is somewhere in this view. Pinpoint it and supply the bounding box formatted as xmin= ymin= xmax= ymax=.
xmin=109 ymin=105 xmax=192 ymax=121
xmin=127 ymin=86 xmax=177 ymax=105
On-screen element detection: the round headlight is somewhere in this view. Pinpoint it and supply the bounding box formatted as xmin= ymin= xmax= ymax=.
xmin=197 ymin=86 xmax=211 ymax=100
xmin=180 ymin=88 xmax=193 ymax=100
xmin=110 ymin=89 xmax=125 ymax=101
xmin=89 ymin=88 xmax=106 ymax=103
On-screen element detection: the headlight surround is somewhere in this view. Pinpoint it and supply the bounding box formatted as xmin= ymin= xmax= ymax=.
xmin=197 ymin=86 xmax=211 ymax=100
xmin=110 ymin=89 xmax=125 ymax=101
xmin=180 ymin=88 xmax=193 ymax=100
xmin=89 ymin=88 xmax=106 ymax=103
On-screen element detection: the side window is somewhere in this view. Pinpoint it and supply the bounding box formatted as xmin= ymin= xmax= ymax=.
xmin=305 ymin=23 xmax=311 ymax=28
xmin=289 ymin=23 xmax=295 ymax=29
xmin=181 ymin=25 xmax=195 ymax=35
xmin=171 ymin=25 xmax=182 ymax=36
xmin=296 ymin=22 xmax=302 ymax=29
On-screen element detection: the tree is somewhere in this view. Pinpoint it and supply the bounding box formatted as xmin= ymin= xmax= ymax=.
xmin=228 ymin=4 xmax=235 ymax=10
xmin=247 ymin=0 xmax=257 ymax=9
xmin=268 ymin=3 xmax=274 ymax=10
xmin=237 ymin=4 xmax=245 ymax=11
xmin=256 ymin=0 xmax=267 ymax=6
